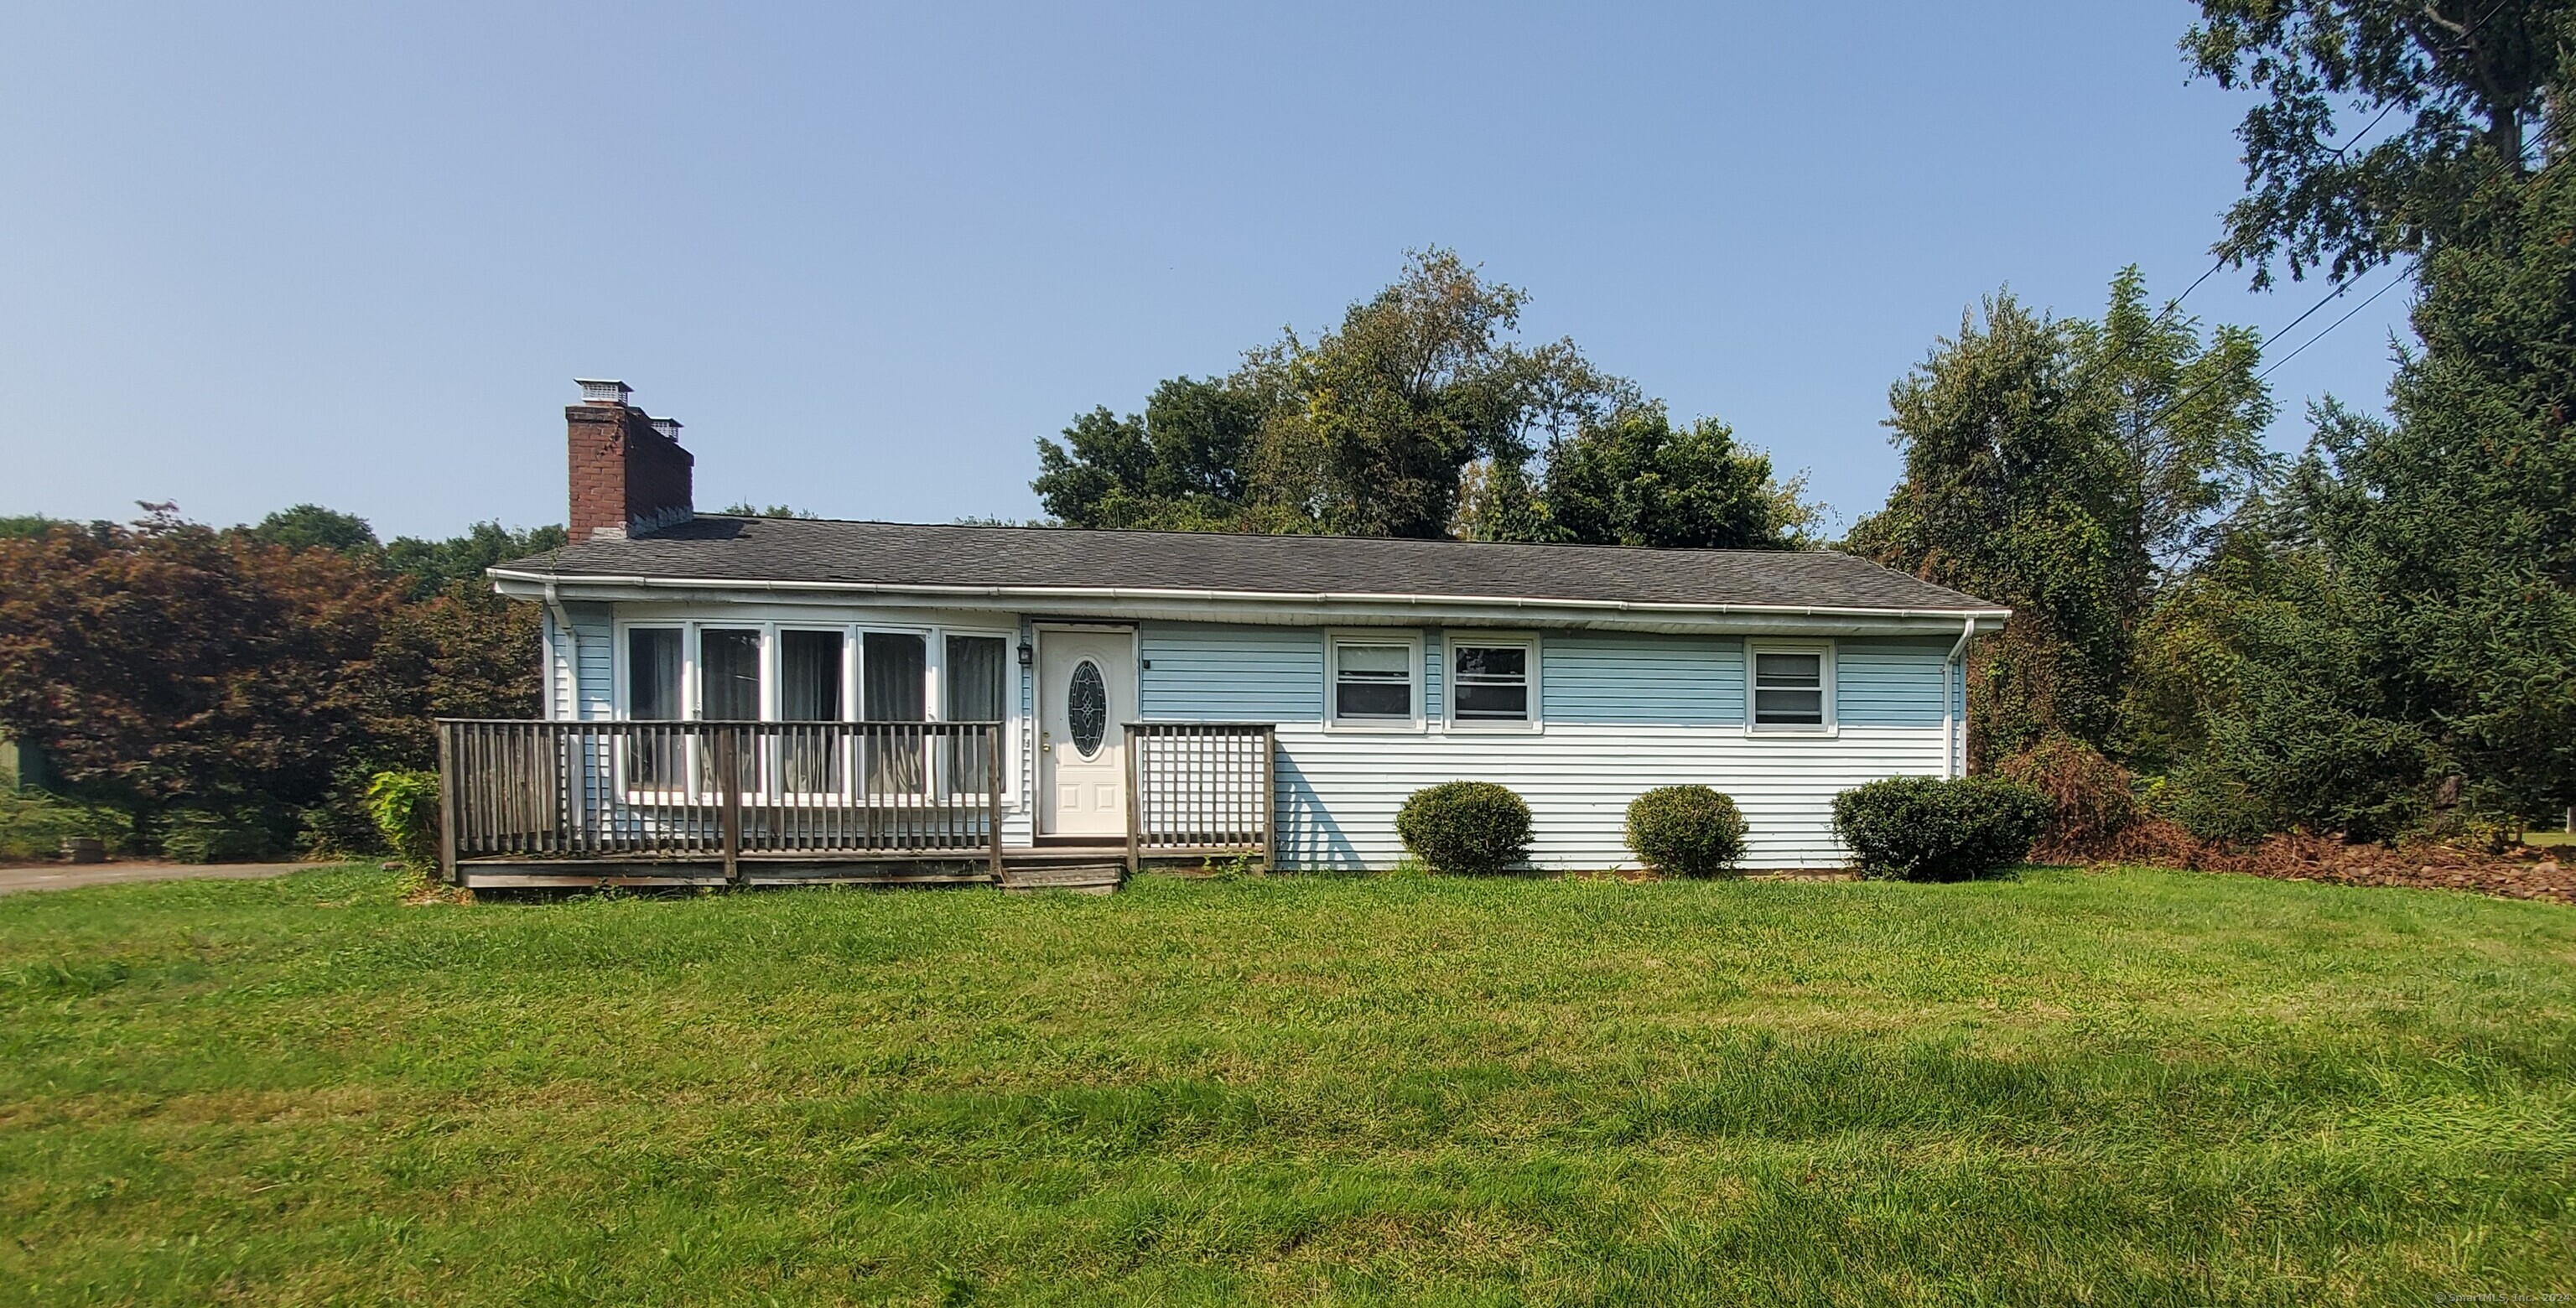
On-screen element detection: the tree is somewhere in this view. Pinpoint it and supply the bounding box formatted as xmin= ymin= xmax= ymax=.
xmin=0 ymin=509 xmax=398 ymax=843
xmin=1537 ymin=407 xmax=1816 ymax=548
xmin=2122 ymin=496 xmax=2440 ymax=843
xmin=2301 ymin=168 xmax=2576 ymax=821
xmin=1031 ymin=376 xmax=1267 ymax=530
xmin=379 ymin=521 xmax=569 ymax=600
xmin=2184 ymin=0 xmax=2569 ymax=285
xmin=1849 ymin=273 xmax=2270 ymax=760
xmin=1287 ymin=250 xmax=1625 ymax=537
xmin=251 ymin=504 xmax=381 ymax=555
xmin=1031 ymin=250 xmax=1633 ymax=539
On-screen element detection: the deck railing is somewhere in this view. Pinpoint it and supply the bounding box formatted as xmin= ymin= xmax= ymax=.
xmin=1124 ymin=722 xmax=1275 ymax=869
xmin=436 ymin=719 xmax=1004 ymax=882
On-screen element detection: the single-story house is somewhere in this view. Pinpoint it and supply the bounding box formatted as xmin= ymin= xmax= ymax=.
xmin=442 ymin=381 xmax=2006 ymax=889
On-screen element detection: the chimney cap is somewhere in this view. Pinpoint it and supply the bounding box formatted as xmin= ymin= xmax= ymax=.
xmin=648 ymin=416 xmax=684 ymax=440
xmin=575 ymin=378 xmax=632 ymax=407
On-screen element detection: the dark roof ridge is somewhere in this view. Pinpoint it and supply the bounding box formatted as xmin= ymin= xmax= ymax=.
xmin=684 ymin=512 xmax=1846 ymax=561
xmin=499 ymin=515 xmax=2004 ymax=614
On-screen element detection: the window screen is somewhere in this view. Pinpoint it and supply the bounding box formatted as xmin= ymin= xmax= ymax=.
xmin=1452 ymin=644 xmax=1530 ymax=721
xmin=1753 ymin=650 xmax=1826 ymax=726
xmin=701 ymin=629 xmax=762 ymax=719
xmin=628 ymin=628 xmax=682 ymax=719
xmin=780 ymin=631 xmax=844 ymax=722
xmin=1334 ymin=642 xmax=1412 ymax=719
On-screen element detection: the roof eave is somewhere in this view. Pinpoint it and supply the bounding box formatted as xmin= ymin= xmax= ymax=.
xmin=488 ymin=568 xmax=2010 ymax=636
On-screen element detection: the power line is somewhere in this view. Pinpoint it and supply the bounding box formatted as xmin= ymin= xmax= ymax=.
xmin=2256 ymin=273 xmax=2411 ymax=382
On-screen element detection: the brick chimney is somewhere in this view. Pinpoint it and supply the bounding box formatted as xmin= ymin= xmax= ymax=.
xmin=567 ymin=379 xmax=693 ymax=541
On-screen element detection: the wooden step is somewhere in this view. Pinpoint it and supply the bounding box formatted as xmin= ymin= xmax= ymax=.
xmin=999 ymin=862 xmax=1124 ymax=895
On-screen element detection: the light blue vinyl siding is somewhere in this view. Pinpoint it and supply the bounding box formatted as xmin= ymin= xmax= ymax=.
xmin=1835 ymin=637 xmax=1950 ymax=728
xmin=1424 ymin=629 xmax=1444 ymax=719
xmin=564 ymin=601 xmax=614 ymax=720
xmin=1138 ymin=623 xmax=1324 ymax=721
xmin=1540 ymin=631 xmax=1742 ymax=725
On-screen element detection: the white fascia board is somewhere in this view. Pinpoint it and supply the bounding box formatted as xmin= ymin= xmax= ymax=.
xmin=487 ymin=569 xmax=2011 ymax=637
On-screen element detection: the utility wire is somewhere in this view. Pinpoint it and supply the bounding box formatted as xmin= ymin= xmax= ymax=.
xmin=2255 ymin=273 xmax=2412 ymax=382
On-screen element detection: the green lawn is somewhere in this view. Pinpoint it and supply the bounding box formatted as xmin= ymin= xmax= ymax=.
xmin=2 ymin=867 xmax=2571 ymax=1305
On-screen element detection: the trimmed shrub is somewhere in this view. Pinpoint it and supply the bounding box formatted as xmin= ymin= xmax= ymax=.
xmin=366 ymin=769 xmax=442 ymax=870
xmin=1831 ymin=776 xmax=2050 ymax=882
xmin=1395 ymin=781 xmax=1532 ymax=875
xmin=160 ymin=810 xmax=286 ymax=864
xmin=1624 ymin=785 xmax=1748 ymax=877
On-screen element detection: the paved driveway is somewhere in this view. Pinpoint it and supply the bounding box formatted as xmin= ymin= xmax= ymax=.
xmin=0 ymin=862 xmax=311 ymax=896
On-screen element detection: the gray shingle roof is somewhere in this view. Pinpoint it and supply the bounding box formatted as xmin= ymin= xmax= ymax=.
xmin=494 ymin=516 xmax=2002 ymax=614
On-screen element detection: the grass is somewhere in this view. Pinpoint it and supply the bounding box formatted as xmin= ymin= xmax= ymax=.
xmin=1 ymin=866 xmax=2571 ymax=1305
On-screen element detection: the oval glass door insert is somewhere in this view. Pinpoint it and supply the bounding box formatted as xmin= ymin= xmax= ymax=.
xmin=1067 ymin=660 xmax=1108 ymax=757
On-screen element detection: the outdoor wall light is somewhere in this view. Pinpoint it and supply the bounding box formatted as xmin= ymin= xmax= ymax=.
xmin=1017 ymin=640 xmax=1034 ymax=668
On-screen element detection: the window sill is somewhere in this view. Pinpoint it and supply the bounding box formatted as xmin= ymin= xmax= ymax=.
xmin=1443 ymin=719 xmax=1544 ymax=734
xmin=1744 ymin=724 xmax=1839 ymax=740
xmin=1324 ymin=719 xmax=1426 ymax=734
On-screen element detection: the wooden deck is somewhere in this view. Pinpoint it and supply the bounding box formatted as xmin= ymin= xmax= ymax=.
xmin=436 ymin=719 xmax=1275 ymax=894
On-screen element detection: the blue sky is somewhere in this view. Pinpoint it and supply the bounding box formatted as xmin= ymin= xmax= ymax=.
xmin=0 ymin=3 xmax=2417 ymax=540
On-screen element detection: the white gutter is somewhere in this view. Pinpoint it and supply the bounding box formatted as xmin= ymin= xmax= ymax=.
xmin=489 ymin=567 xmax=2012 ymax=626
xmin=1942 ymin=615 xmax=1975 ymax=778
xmin=542 ymin=579 xmax=580 ymax=722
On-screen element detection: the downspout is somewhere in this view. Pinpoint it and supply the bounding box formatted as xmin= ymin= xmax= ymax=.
xmin=1943 ymin=617 xmax=1975 ymax=778
xmin=543 ymin=579 xmax=581 ymax=722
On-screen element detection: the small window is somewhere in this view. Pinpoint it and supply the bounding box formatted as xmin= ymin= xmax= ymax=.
xmin=1451 ymin=641 xmax=1533 ymax=724
xmin=628 ymin=628 xmax=682 ymax=719
xmin=1752 ymin=646 xmax=1828 ymax=728
xmin=1332 ymin=640 xmax=1415 ymax=722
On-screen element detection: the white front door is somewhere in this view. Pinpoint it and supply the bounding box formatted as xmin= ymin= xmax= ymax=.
xmin=1038 ymin=628 xmax=1136 ymax=836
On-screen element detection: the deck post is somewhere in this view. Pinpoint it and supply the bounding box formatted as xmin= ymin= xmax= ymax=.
xmin=718 ymin=727 xmax=741 ymax=885
xmin=1124 ymin=725 xmax=1141 ymax=878
xmin=435 ymin=720 xmax=460 ymax=885
xmin=987 ymin=722 xmax=1004 ymax=880
xmin=1260 ymin=726 xmax=1276 ymax=874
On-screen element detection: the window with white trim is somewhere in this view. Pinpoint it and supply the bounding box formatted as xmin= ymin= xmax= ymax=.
xmin=1448 ymin=636 xmax=1536 ymax=725
xmin=627 ymin=627 xmax=683 ymax=720
xmin=701 ymin=628 xmax=763 ymax=719
xmin=1330 ymin=636 xmax=1418 ymax=724
xmin=1749 ymin=643 xmax=1831 ymax=729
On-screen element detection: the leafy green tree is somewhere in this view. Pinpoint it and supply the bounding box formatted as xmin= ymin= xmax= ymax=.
xmin=1031 ymin=376 xmax=1266 ymax=529
xmin=2184 ymin=0 xmax=2567 ymax=285
xmin=1851 ymin=272 xmax=2270 ymax=760
xmin=1285 ymin=250 xmax=1625 ymax=537
xmin=251 ymin=504 xmax=381 ymax=555
xmin=380 ymin=522 xmax=569 ymax=600
xmin=1032 ymin=251 xmax=1632 ymax=539
xmin=1538 ymin=407 xmax=1815 ymax=548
